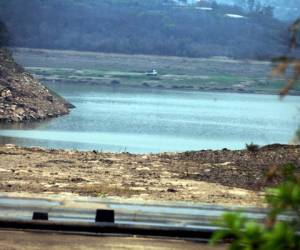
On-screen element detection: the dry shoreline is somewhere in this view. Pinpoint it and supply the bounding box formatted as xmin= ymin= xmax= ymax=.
xmin=0 ymin=144 xmax=299 ymax=206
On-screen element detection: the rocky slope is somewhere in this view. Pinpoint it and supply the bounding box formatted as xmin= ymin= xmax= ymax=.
xmin=0 ymin=48 xmax=71 ymax=122
xmin=0 ymin=144 xmax=299 ymax=206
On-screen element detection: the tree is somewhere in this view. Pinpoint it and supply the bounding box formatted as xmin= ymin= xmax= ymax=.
xmin=0 ymin=0 xmax=287 ymax=59
xmin=247 ymin=0 xmax=255 ymax=11
xmin=233 ymin=0 xmax=247 ymax=9
xmin=261 ymin=6 xmax=274 ymax=18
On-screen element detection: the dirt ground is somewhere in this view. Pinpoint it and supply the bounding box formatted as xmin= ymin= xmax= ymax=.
xmin=0 ymin=230 xmax=223 ymax=250
xmin=0 ymin=144 xmax=299 ymax=206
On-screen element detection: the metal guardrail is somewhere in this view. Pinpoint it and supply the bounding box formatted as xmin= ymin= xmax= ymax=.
xmin=0 ymin=218 xmax=215 ymax=241
xmin=0 ymin=194 xmax=269 ymax=241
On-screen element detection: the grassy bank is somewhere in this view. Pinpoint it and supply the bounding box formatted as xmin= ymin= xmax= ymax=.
xmin=13 ymin=48 xmax=300 ymax=95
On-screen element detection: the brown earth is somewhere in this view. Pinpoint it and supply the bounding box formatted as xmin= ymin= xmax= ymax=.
xmin=0 ymin=230 xmax=223 ymax=250
xmin=0 ymin=144 xmax=299 ymax=206
xmin=0 ymin=48 xmax=72 ymax=122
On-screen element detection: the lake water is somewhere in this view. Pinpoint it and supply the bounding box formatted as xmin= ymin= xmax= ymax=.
xmin=0 ymin=83 xmax=299 ymax=153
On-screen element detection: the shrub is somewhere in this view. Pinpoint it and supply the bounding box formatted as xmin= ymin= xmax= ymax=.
xmin=210 ymin=163 xmax=300 ymax=250
xmin=246 ymin=143 xmax=260 ymax=152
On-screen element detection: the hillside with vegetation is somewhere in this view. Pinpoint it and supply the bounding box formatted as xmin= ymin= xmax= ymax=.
xmin=0 ymin=0 xmax=288 ymax=59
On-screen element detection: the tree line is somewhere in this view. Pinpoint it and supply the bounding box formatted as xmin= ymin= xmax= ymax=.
xmin=0 ymin=0 xmax=290 ymax=59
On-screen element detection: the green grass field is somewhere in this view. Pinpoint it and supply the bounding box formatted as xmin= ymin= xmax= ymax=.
xmin=14 ymin=48 xmax=300 ymax=95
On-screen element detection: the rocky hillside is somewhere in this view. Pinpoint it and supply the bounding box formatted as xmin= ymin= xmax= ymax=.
xmin=0 ymin=48 xmax=71 ymax=122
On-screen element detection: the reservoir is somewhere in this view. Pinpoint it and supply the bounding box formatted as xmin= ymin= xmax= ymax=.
xmin=0 ymin=83 xmax=299 ymax=153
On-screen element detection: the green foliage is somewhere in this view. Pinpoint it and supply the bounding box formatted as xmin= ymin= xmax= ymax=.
xmin=210 ymin=164 xmax=300 ymax=250
xmin=266 ymin=164 xmax=300 ymax=219
xmin=211 ymin=213 xmax=265 ymax=250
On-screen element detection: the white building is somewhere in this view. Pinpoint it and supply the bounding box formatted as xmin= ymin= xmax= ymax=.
xmin=173 ymin=0 xmax=211 ymax=6
xmin=173 ymin=0 xmax=200 ymax=5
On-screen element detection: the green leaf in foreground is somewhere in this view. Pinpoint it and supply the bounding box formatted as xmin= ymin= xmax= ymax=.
xmin=210 ymin=164 xmax=300 ymax=250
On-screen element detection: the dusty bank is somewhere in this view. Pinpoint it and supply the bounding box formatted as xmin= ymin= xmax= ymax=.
xmin=0 ymin=144 xmax=299 ymax=206
xmin=0 ymin=48 xmax=71 ymax=122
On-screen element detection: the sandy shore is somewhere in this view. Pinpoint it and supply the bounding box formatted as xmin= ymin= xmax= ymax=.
xmin=0 ymin=144 xmax=299 ymax=206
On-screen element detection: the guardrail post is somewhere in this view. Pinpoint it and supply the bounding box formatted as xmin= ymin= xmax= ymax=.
xmin=95 ymin=209 xmax=115 ymax=223
xmin=32 ymin=212 xmax=49 ymax=221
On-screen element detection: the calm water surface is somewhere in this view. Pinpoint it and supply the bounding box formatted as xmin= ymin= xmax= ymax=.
xmin=0 ymin=83 xmax=299 ymax=153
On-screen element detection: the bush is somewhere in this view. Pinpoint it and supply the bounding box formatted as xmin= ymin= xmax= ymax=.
xmin=210 ymin=163 xmax=300 ymax=250
xmin=246 ymin=143 xmax=260 ymax=152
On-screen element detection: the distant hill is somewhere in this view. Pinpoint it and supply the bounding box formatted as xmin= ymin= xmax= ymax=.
xmin=0 ymin=0 xmax=289 ymax=59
